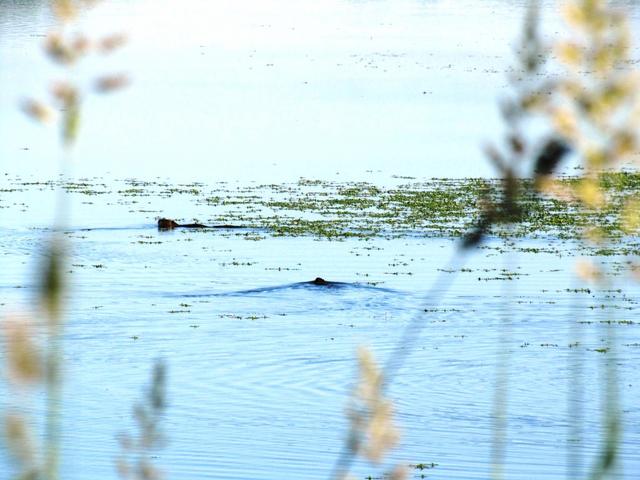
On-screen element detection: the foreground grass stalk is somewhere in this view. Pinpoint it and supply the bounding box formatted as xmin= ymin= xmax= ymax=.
xmin=117 ymin=361 xmax=167 ymax=480
xmin=329 ymin=258 xmax=463 ymax=480
xmin=585 ymin=271 xmax=621 ymax=480
xmin=490 ymin=246 xmax=515 ymax=480
xmin=8 ymin=1 xmax=130 ymax=478
xmin=545 ymin=1 xmax=640 ymax=476
xmin=41 ymin=240 xmax=65 ymax=480
xmin=567 ymin=280 xmax=586 ymax=479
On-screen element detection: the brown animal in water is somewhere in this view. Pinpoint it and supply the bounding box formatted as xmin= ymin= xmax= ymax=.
xmin=157 ymin=218 xmax=241 ymax=230
xmin=158 ymin=218 xmax=179 ymax=229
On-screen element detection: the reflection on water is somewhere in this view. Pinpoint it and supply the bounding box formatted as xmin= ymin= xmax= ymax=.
xmin=8 ymin=0 xmax=640 ymax=182
xmin=1 ymin=178 xmax=639 ymax=479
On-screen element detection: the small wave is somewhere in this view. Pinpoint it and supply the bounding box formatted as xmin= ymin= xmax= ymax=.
xmin=175 ymin=280 xmax=397 ymax=298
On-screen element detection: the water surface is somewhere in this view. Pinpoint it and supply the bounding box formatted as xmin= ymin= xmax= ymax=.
xmin=2 ymin=0 xmax=640 ymax=478
xmin=4 ymin=0 xmax=640 ymax=182
xmin=1 ymin=177 xmax=639 ymax=479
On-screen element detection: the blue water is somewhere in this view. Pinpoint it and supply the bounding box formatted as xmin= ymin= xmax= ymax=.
xmin=7 ymin=0 xmax=639 ymax=182
xmin=2 ymin=0 xmax=640 ymax=478
xmin=1 ymin=176 xmax=639 ymax=479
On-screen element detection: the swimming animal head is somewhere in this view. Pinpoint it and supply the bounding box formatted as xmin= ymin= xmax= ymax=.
xmin=158 ymin=218 xmax=179 ymax=230
xmin=311 ymin=277 xmax=329 ymax=285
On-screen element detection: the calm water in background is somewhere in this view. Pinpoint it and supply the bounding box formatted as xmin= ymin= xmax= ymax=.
xmin=5 ymin=0 xmax=640 ymax=182
xmin=1 ymin=1 xmax=640 ymax=479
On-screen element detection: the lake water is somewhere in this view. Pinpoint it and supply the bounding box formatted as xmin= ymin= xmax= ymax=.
xmin=1 ymin=176 xmax=639 ymax=480
xmin=2 ymin=1 xmax=640 ymax=479
xmin=2 ymin=0 xmax=638 ymax=182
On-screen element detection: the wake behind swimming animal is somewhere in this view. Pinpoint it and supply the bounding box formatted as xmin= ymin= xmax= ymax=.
xmin=157 ymin=218 xmax=242 ymax=230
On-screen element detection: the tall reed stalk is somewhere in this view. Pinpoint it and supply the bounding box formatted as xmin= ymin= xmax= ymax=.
xmin=5 ymin=1 xmax=129 ymax=479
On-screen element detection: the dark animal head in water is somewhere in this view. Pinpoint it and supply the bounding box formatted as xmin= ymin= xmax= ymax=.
xmin=157 ymin=218 xmax=240 ymax=229
xmin=158 ymin=218 xmax=179 ymax=230
xmin=311 ymin=277 xmax=329 ymax=285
